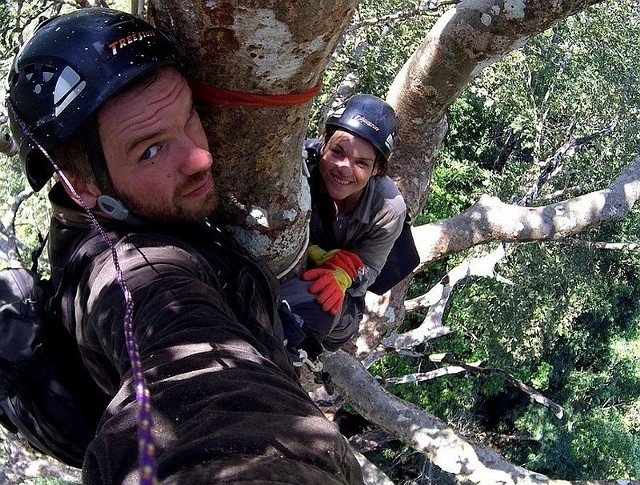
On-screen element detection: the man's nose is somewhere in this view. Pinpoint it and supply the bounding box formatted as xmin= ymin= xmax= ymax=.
xmin=180 ymin=135 xmax=213 ymax=175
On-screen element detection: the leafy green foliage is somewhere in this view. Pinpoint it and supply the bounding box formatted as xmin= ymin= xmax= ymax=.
xmin=307 ymin=0 xmax=443 ymax=136
xmin=363 ymin=2 xmax=640 ymax=481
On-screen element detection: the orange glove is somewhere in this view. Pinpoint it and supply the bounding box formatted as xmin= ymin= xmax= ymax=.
xmin=322 ymin=250 xmax=364 ymax=278
xmin=302 ymin=249 xmax=364 ymax=315
xmin=303 ymin=266 xmax=352 ymax=315
xmin=306 ymin=245 xmax=338 ymax=267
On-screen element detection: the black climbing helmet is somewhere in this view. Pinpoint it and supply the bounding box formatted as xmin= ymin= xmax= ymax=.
xmin=325 ymin=94 xmax=398 ymax=162
xmin=7 ymin=8 xmax=183 ymax=191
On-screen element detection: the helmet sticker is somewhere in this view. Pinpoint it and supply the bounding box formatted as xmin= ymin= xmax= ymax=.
xmin=108 ymin=30 xmax=157 ymax=55
xmin=353 ymin=113 xmax=380 ymax=132
xmin=54 ymin=66 xmax=86 ymax=117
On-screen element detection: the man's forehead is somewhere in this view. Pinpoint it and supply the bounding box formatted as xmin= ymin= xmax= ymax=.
xmin=99 ymin=66 xmax=185 ymax=115
xmin=97 ymin=66 xmax=192 ymax=158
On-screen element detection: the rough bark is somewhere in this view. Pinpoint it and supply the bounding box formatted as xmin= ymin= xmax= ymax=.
xmin=148 ymin=0 xmax=358 ymax=276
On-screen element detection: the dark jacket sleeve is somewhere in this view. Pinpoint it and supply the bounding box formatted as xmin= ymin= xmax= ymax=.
xmin=72 ymin=238 xmax=363 ymax=484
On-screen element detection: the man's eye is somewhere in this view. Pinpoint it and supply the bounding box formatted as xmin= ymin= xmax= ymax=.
xmin=141 ymin=145 xmax=159 ymax=161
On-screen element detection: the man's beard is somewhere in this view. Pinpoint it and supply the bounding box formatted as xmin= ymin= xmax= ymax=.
xmin=115 ymin=170 xmax=219 ymax=223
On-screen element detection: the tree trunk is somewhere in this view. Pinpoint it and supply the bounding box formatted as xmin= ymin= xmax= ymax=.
xmin=148 ymin=0 xmax=358 ymax=276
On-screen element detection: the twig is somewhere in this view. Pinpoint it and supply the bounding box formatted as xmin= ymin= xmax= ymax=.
xmin=430 ymin=353 xmax=564 ymax=418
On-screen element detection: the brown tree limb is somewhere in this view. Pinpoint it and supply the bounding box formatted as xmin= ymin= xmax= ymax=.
xmin=386 ymin=0 xmax=605 ymax=215
xmin=360 ymin=242 xmax=508 ymax=366
xmin=324 ymin=349 xmax=640 ymax=485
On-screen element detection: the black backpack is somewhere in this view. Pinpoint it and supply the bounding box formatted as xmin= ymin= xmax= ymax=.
xmin=0 ymin=239 xmax=109 ymax=467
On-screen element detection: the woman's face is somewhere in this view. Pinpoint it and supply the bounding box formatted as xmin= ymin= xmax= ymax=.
xmin=319 ymin=130 xmax=377 ymax=211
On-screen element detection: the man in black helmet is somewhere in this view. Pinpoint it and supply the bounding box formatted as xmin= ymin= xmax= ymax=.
xmin=6 ymin=8 xmax=362 ymax=484
xmin=281 ymin=94 xmax=407 ymax=360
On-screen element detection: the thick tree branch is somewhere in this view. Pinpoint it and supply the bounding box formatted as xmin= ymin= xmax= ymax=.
xmin=325 ymin=349 xmax=555 ymax=484
xmin=360 ymin=241 xmax=509 ymax=367
xmin=412 ymin=156 xmax=640 ymax=265
xmin=324 ymin=350 xmax=639 ymax=485
xmin=387 ymin=0 xmax=604 ymax=214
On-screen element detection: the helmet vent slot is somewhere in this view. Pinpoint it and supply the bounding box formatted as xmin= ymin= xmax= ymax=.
xmin=54 ymin=66 xmax=85 ymax=117
xmin=24 ymin=65 xmax=35 ymax=82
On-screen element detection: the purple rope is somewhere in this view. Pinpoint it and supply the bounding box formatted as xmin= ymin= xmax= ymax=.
xmin=6 ymin=98 xmax=157 ymax=484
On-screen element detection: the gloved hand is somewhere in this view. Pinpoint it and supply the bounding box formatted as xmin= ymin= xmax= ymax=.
xmin=302 ymin=266 xmax=352 ymax=315
xmin=322 ymin=250 xmax=364 ymax=279
xmin=304 ymin=247 xmax=365 ymax=315
xmin=307 ymin=245 xmax=364 ymax=277
xmin=306 ymin=245 xmax=338 ymax=267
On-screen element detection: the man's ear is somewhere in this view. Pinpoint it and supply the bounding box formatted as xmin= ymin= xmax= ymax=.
xmin=59 ymin=174 xmax=101 ymax=209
